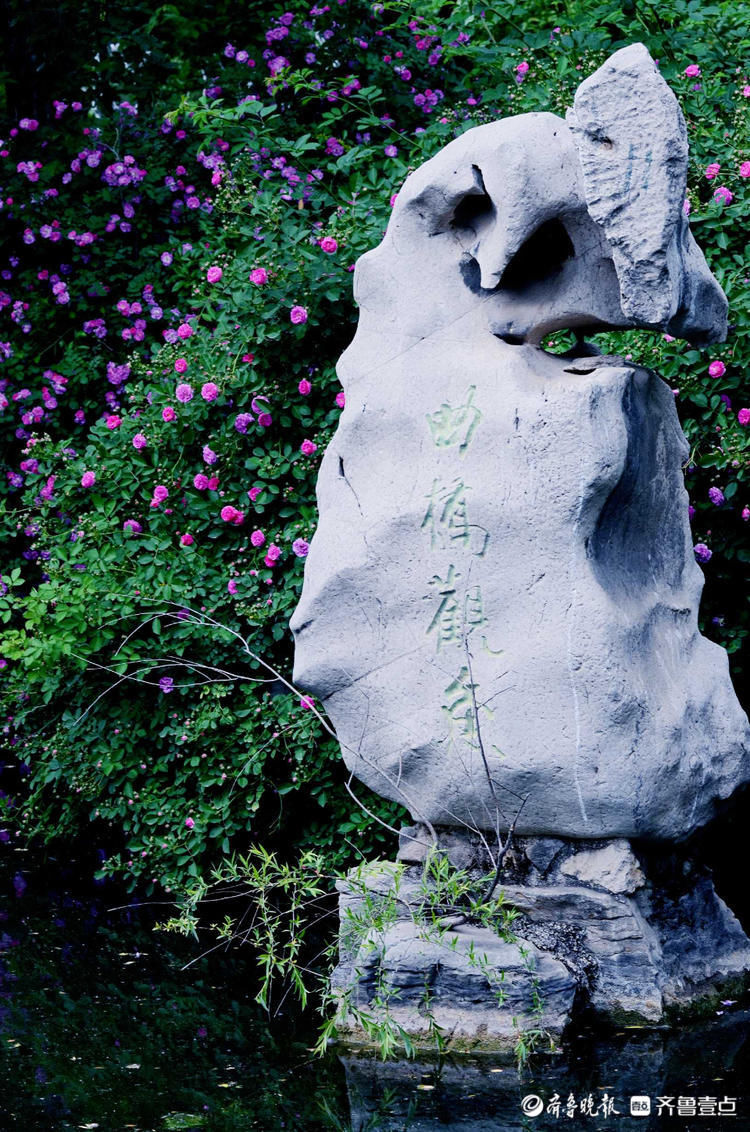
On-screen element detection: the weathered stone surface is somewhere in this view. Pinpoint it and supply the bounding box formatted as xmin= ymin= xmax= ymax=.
xmin=291 ymin=45 xmax=748 ymax=842
xmin=566 ymin=43 xmax=727 ymax=342
xmin=333 ymin=842 xmax=750 ymax=1041
xmin=524 ymin=838 xmax=566 ymax=877
xmin=559 ymin=839 xmax=645 ymax=894
xmin=336 ymin=917 xmax=577 ymax=1044
xmin=397 ymin=824 xmax=431 ymax=865
xmin=502 ymin=882 xmax=665 ymax=1022
xmin=294 ymin=351 xmax=749 ymax=839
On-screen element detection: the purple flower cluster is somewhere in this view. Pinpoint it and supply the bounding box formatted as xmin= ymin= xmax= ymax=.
xmin=102 ymin=156 xmax=146 ymax=188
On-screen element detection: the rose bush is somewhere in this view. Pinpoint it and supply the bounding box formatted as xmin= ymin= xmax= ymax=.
xmin=0 ymin=0 xmax=748 ymax=896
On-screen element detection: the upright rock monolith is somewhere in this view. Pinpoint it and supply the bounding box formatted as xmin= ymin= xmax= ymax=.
xmin=291 ymin=44 xmax=750 ymax=1045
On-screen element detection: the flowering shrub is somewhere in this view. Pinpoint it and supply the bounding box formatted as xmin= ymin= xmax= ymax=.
xmin=0 ymin=0 xmax=748 ymax=895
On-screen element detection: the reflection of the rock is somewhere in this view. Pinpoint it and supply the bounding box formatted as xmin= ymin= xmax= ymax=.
xmin=340 ymin=1011 xmax=750 ymax=1131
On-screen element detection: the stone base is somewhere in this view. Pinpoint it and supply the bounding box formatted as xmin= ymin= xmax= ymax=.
xmin=330 ymin=832 xmax=750 ymax=1049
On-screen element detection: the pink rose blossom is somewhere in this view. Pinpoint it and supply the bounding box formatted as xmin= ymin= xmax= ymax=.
xmin=299 ymin=695 xmax=314 ymax=709
xmin=175 ymin=383 xmax=194 ymax=403
xmin=257 ymin=412 xmax=272 ymax=428
xmin=220 ymin=505 xmax=244 ymax=525
xmin=177 ymin=322 xmax=193 ymax=338
xmin=201 ymin=382 xmax=219 ymax=401
xmin=181 ymin=533 xmax=194 ymax=546
xmin=713 ymin=185 xmax=733 ymax=205
xmin=185 ymin=816 xmax=195 ymax=829
xmin=81 ymin=471 xmax=96 ymax=488
xmin=248 ymin=486 xmax=262 ymax=502
xmin=153 ymin=484 xmax=169 ymax=502
xmin=227 ymin=579 xmax=238 ymax=594
xmin=249 ymin=267 xmax=268 ymax=284
xmin=105 ymin=414 xmax=121 ymax=429
xmin=708 ymin=360 xmax=726 ymax=378
xmin=705 ymin=162 xmax=720 ymax=180
xmin=193 ymin=473 xmax=209 ymax=490
xmin=298 ymin=379 xmax=312 ymax=395
xmin=174 ymin=357 xmax=188 ymax=373
xmin=250 ymin=529 xmax=265 ymax=547
xmin=123 ymin=519 xmax=142 ymax=534
xmin=207 ymin=476 xmax=219 ymax=491
xmin=738 ymin=408 xmax=750 ymax=426
xmin=319 ymin=236 xmax=338 ymax=253
xmin=266 ymin=543 xmax=281 ymax=561
xmin=740 ymin=161 xmax=750 ymax=179
xmin=684 ymin=64 xmax=701 ymax=77
xmin=335 ymin=391 xmax=345 ymax=409
xmin=133 ymin=433 xmax=147 ymax=449
xmin=206 ymin=265 xmax=223 ymax=283
xmin=162 ymin=406 xmax=177 ymax=421
xmin=516 ymin=60 xmax=529 ymax=75
xmin=290 ymin=305 xmax=308 ymax=324
xmin=300 ymin=438 xmax=317 ymax=455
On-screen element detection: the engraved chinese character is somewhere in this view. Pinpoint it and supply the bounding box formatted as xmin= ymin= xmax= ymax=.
xmin=426 ymin=570 xmax=487 ymax=651
xmin=565 ymin=1093 xmax=578 ymax=1118
xmin=422 ymin=478 xmax=489 ymax=554
xmin=426 ymin=565 xmax=462 ymax=650
xmin=422 ymin=478 xmax=470 ymax=549
xmin=426 ymin=385 xmax=481 ymax=453
xmin=677 ymin=1097 xmax=696 ymax=1117
xmin=442 ymin=666 xmax=493 ymax=741
xmin=655 ymin=1098 xmax=675 ymax=1116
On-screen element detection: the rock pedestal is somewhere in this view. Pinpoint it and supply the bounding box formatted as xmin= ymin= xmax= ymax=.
xmin=331 ymin=833 xmax=750 ymax=1050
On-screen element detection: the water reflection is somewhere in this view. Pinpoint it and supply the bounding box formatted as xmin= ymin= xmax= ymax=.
xmin=2 ymin=843 xmax=749 ymax=1130
xmin=340 ymin=1012 xmax=750 ymax=1130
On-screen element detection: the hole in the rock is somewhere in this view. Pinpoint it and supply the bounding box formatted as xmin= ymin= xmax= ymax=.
xmin=500 ymin=218 xmax=575 ymax=291
xmin=451 ymin=191 xmax=493 ymax=231
xmin=497 ymin=333 xmax=525 ymax=346
xmin=450 ymin=166 xmax=493 ymax=232
xmin=338 ymin=456 xmax=345 ymax=478
xmin=541 ymin=328 xmax=580 ymax=355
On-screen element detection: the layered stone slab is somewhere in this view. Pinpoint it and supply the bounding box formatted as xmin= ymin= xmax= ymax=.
xmin=331 ymin=836 xmax=750 ymax=1047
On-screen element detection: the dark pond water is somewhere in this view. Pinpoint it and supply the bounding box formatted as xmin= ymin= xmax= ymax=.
xmin=1 ymin=844 xmax=748 ymax=1131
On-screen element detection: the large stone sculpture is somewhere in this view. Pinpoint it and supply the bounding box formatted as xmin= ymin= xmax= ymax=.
xmin=291 ymin=44 xmax=750 ymax=1040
